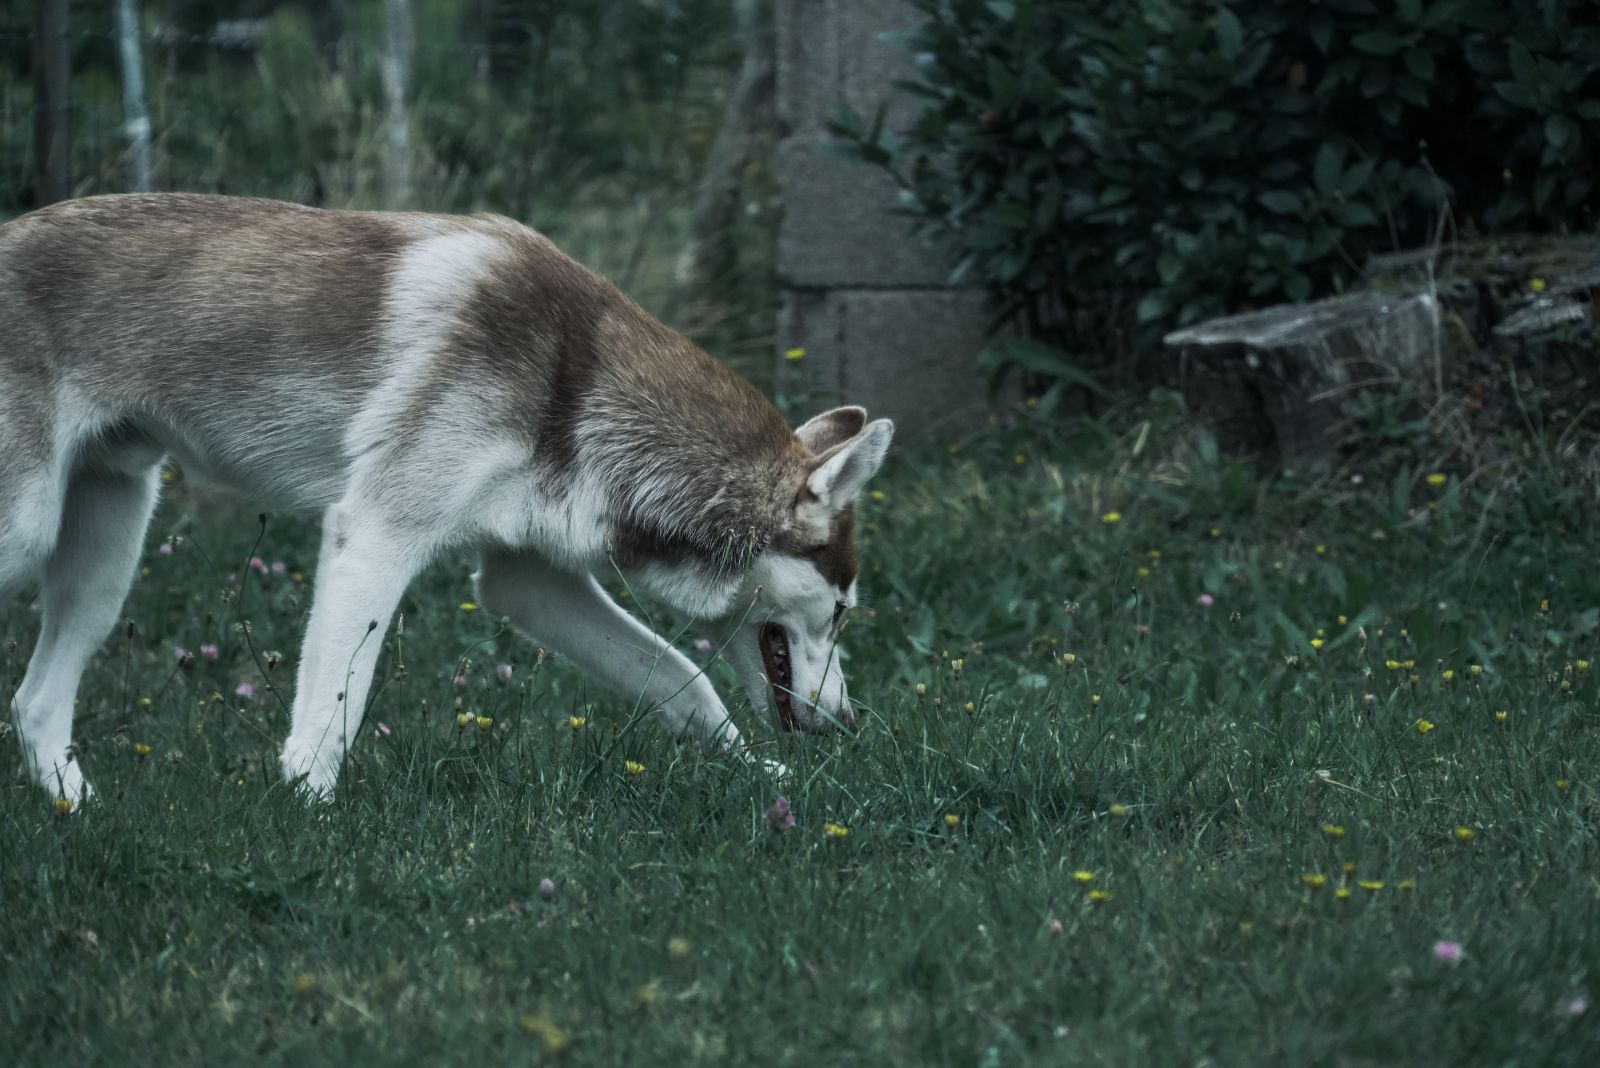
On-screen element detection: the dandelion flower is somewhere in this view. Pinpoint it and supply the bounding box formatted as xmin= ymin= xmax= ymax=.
xmin=1397 ymin=879 xmax=1416 ymax=891
xmin=1453 ymin=826 xmax=1475 ymax=844
xmin=1090 ymin=694 xmax=1102 ymax=707
xmin=1301 ymin=873 xmax=1327 ymax=889
xmin=475 ymin=715 xmax=493 ymax=731
xmin=1425 ymin=472 xmax=1448 ymax=488
xmin=1310 ymin=638 xmax=1325 ymax=651
xmin=1441 ymin=669 xmax=1454 ymax=683
xmin=1577 ymin=659 xmax=1590 ymax=673
xmin=456 ymin=713 xmax=470 ymax=729
xmin=568 ymin=715 xmax=587 ymax=731
xmin=1385 ymin=659 xmax=1401 ymax=671
xmin=1469 ymin=664 xmax=1483 ymax=678
xmin=668 ymin=936 xmax=691 ymax=959
xmin=1529 ymin=277 xmax=1546 ymax=294
xmin=784 ymin=346 xmax=806 ymax=361
xmin=1087 ymin=889 xmax=1112 ymax=905
xmin=944 ymin=813 xmax=961 ymax=829
xmin=1342 ymin=860 xmax=1358 ymax=875
xmin=1315 ymin=544 xmax=1327 ymax=555
xmin=518 ymin=1015 xmax=569 ymax=1055
xmin=1101 ymin=512 xmax=1121 ymax=524
xmin=1062 ymin=652 xmax=1077 ymax=666
xmin=1358 ymin=880 xmax=1384 ymax=892
xmin=1073 ymin=870 xmax=1096 ymax=885
xmin=1322 ymin=823 xmax=1346 ymax=839
xmin=963 ymin=701 xmax=975 ymax=715
xmin=1433 ymin=940 xmax=1463 ymax=964
xmin=1416 ymin=719 xmax=1435 ymax=734
xmin=624 ymin=760 xmax=646 ymax=777
xmin=915 ymin=683 xmax=927 ymax=698
xmin=459 ymin=601 xmax=479 ymax=612
xmin=1555 ymin=779 xmax=1570 ymax=792
xmin=1334 ymin=887 xmax=1352 ymax=901
xmin=950 ymin=658 xmax=964 ymax=674
xmin=133 ymin=742 xmax=152 ymax=758
xmin=53 ymin=797 xmax=73 ymax=816
xmin=1108 ymin=803 xmax=1129 ymax=818
xmin=823 ymin=821 xmax=850 ymax=839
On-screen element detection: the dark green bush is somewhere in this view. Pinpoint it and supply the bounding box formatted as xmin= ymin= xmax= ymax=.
xmin=831 ymin=0 xmax=1600 ymax=381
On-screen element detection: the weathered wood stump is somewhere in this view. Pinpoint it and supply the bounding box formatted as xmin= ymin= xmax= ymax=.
xmin=1166 ymin=238 xmax=1600 ymax=474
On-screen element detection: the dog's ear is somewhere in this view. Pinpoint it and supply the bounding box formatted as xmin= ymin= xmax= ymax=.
xmin=795 ymin=406 xmax=868 ymax=455
xmin=805 ymin=418 xmax=894 ymax=514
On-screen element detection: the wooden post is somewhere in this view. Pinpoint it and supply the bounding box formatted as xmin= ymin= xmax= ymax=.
xmin=33 ymin=0 xmax=72 ymax=206
xmin=115 ymin=0 xmax=152 ymax=192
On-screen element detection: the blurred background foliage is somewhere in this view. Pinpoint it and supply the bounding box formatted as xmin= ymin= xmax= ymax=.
xmin=0 ymin=0 xmax=778 ymax=378
xmin=831 ymin=0 xmax=1600 ymax=378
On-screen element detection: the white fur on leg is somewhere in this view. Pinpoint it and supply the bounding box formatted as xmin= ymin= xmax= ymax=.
xmin=477 ymin=550 xmax=743 ymax=750
xmin=12 ymin=464 xmax=161 ymax=807
xmin=279 ymin=502 xmax=425 ymax=798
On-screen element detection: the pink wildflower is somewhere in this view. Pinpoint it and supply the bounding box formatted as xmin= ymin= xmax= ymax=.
xmin=496 ymin=662 xmax=514 ymax=683
xmin=174 ymin=646 xmax=190 ymax=663
xmin=765 ymin=796 xmax=796 ymax=832
xmin=373 ymin=722 xmax=392 ymax=740
xmin=537 ymin=878 xmax=556 ymax=899
xmin=234 ymin=681 xmax=255 ymax=698
xmin=694 ymin=638 xmax=713 ymax=655
xmin=200 ymin=643 xmax=219 ymax=662
xmin=1560 ymin=994 xmax=1588 ymax=1017
xmin=1198 ymin=593 xmax=1215 ymax=607
xmin=453 ymin=673 xmax=468 ymax=687
xmin=248 ymin=556 xmax=268 ymax=574
xmin=1433 ymin=940 xmax=1464 ymax=965
xmin=157 ymin=542 xmax=173 ymax=555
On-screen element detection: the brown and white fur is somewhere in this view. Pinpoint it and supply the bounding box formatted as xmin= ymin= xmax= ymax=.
xmin=0 ymin=193 xmax=892 ymax=802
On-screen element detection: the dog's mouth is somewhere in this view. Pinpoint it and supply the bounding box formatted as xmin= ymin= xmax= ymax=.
xmin=760 ymin=622 xmax=796 ymax=731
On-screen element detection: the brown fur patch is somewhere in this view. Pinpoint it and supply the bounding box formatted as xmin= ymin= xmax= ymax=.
xmin=804 ymin=505 xmax=859 ymax=591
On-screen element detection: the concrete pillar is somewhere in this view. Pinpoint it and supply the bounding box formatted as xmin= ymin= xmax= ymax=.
xmin=774 ymin=0 xmax=993 ymax=439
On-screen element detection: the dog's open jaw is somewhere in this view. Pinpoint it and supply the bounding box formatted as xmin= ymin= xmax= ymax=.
xmin=760 ymin=622 xmax=796 ymax=730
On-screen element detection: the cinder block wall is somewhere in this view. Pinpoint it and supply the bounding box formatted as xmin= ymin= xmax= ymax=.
xmin=775 ymin=0 xmax=992 ymax=438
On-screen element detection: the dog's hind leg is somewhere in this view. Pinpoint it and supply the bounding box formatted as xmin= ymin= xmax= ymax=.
xmin=12 ymin=460 xmax=161 ymax=805
xmin=476 ymin=549 xmax=742 ymax=750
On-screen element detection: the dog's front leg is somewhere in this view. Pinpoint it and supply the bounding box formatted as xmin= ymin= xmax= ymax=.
xmin=477 ymin=550 xmax=742 ymax=750
xmin=280 ymin=502 xmax=424 ymax=797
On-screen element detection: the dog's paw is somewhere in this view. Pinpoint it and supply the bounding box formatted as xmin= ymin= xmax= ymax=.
xmin=279 ymin=742 xmax=337 ymax=801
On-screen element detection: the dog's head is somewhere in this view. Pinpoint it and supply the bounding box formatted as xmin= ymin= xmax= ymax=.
xmin=720 ymin=407 xmax=893 ymax=734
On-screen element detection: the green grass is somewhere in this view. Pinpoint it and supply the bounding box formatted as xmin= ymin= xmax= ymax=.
xmin=3 ymin=406 xmax=1598 ymax=1066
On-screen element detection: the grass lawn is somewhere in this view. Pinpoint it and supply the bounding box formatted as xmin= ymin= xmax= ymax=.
xmin=3 ymin=404 xmax=1597 ymax=1066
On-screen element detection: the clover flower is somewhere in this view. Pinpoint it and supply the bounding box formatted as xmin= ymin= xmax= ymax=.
xmin=1433 ymin=940 xmax=1463 ymax=965
xmin=765 ymin=796 xmax=795 ymax=832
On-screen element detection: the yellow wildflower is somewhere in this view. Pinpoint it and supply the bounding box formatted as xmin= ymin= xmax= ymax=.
xmin=1014 ymin=453 xmax=1027 ymax=465
xmin=1323 ymin=823 xmax=1346 ymax=839
xmin=1494 ymin=709 xmax=1508 ymax=725
xmin=1087 ymin=889 xmax=1112 ymax=905
xmin=1416 ymin=719 xmax=1435 ymax=734
xmin=1090 ymin=694 xmax=1102 ymax=707
xmin=915 ymin=683 xmax=927 ymax=698
xmin=568 ymin=715 xmax=587 ymax=731
xmin=944 ymin=813 xmax=961 ymax=829
xmin=459 ymin=601 xmax=479 ymax=612
xmin=1073 ymin=870 xmax=1096 ymax=885
xmin=1385 ymin=659 xmax=1400 ymax=671
xmin=870 ymin=489 xmax=886 ymax=502
xmin=1529 ymin=277 xmax=1546 ymax=294
xmin=1209 ymin=527 xmax=1220 ymax=538
xmin=1453 ymin=826 xmax=1475 ymax=844
xmin=1334 ymin=887 xmax=1352 ymax=901
xmin=1101 ymin=511 xmax=1121 ymax=524
xmin=784 ymin=346 xmax=806 ymax=361
xmin=455 ymin=712 xmax=470 ymax=729
xmin=624 ymin=760 xmax=646 ymax=777
xmin=53 ymin=797 xmax=73 ymax=816
xmin=1397 ymin=879 xmax=1416 ymax=891
xmin=1358 ymin=880 xmax=1384 ymax=892
xmin=1062 ymin=652 xmax=1077 ymax=667
xmin=1342 ymin=860 xmax=1358 ymax=875
xmin=1577 ymin=660 xmax=1590 ymax=673
xmin=1108 ymin=803 xmax=1129 ymax=817
xmin=519 ymin=1015 xmax=569 ymax=1055
xmin=1425 ymin=472 xmax=1448 ymax=488
xmin=1315 ymin=544 xmax=1327 ymax=555
xmin=823 ymin=821 xmax=850 ymax=839
xmin=1556 ymin=779 xmax=1570 ymax=792
xmin=475 ymin=715 xmax=493 ymax=731
xmin=1337 ymin=615 xmax=1348 ymax=626
xmin=1310 ymin=638 xmax=1325 ymax=651
xmin=667 ymin=936 xmax=691 ymax=959
xmin=1301 ymin=873 xmax=1327 ymax=889
xmin=963 ymin=701 xmax=975 ymax=715
xmin=950 ymin=658 xmax=964 ymax=674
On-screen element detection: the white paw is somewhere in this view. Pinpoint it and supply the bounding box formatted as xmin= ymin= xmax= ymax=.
xmin=41 ymin=759 xmax=93 ymax=809
xmin=279 ymin=741 xmax=338 ymax=800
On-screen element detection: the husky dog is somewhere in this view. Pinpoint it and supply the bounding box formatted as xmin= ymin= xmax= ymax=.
xmin=0 ymin=193 xmax=892 ymax=802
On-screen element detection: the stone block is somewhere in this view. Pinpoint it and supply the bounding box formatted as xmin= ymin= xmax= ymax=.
xmin=778 ymin=288 xmax=994 ymax=438
xmin=776 ymin=137 xmax=955 ymax=288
